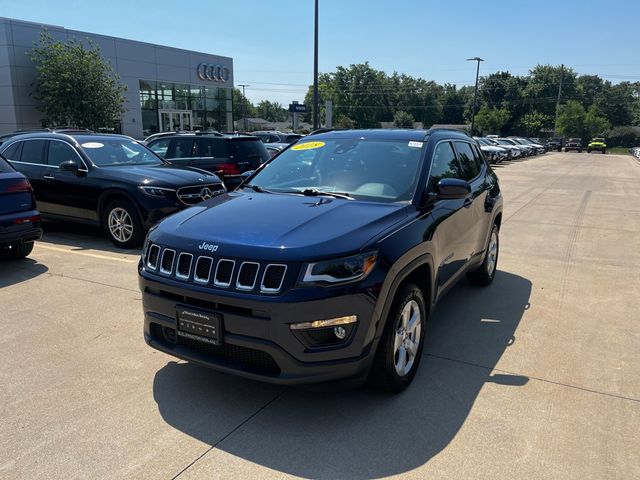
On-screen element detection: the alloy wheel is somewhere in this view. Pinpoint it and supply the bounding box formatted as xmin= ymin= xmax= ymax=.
xmin=394 ymin=300 xmax=422 ymax=376
xmin=108 ymin=207 xmax=134 ymax=243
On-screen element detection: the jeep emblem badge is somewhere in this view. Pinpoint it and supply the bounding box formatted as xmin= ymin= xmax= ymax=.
xmin=198 ymin=242 xmax=218 ymax=252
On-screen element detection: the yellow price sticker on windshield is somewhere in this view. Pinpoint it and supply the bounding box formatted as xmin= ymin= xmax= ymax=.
xmin=291 ymin=141 xmax=325 ymax=151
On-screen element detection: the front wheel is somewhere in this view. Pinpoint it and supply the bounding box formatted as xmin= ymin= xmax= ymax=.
xmin=466 ymin=224 xmax=499 ymax=286
xmin=369 ymin=283 xmax=426 ymax=393
xmin=103 ymin=199 xmax=144 ymax=248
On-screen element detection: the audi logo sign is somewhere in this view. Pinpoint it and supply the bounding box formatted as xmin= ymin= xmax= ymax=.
xmin=197 ymin=63 xmax=231 ymax=82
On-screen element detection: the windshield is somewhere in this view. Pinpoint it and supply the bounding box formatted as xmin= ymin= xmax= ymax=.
xmin=246 ymin=137 xmax=424 ymax=203
xmin=497 ymin=139 xmax=515 ymax=146
xmin=78 ymin=138 xmax=163 ymax=167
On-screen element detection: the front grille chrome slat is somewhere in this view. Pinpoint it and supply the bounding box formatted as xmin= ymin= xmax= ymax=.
xmin=175 ymin=253 xmax=193 ymax=279
xmin=160 ymin=249 xmax=176 ymax=274
xmin=193 ymin=256 xmax=214 ymax=283
xmin=261 ymin=264 xmax=287 ymax=293
xmin=177 ymin=184 xmax=225 ymax=206
xmin=147 ymin=244 xmax=160 ymax=270
xmin=214 ymin=259 xmax=235 ymax=287
xmin=236 ymin=262 xmax=260 ymax=291
xmin=148 ymin=246 xmax=287 ymax=294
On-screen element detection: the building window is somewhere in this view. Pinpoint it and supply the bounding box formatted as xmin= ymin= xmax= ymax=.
xmin=140 ymin=80 xmax=232 ymax=137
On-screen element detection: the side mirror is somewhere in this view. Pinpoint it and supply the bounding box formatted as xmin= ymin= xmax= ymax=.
xmin=240 ymin=170 xmax=254 ymax=180
xmin=59 ymin=160 xmax=79 ymax=175
xmin=436 ymin=178 xmax=471 ymax=200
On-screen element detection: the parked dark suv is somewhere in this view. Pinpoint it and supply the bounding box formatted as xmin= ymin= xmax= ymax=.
xmin=564 ymin=138 xmax=583 ymax=152
xmin=139 ymin=129 xmax=503 ymax=392
xmin=146 ymin=133 xmax=270 ymax=189
xmin=0 ymin=154 xmax=42 ymax=259
xmin=0 ymin=133 xmax=224 ymax=248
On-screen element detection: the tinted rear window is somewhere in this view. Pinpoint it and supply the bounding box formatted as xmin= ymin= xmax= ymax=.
xmin=229 ymin=139 xmax=270 ymax=162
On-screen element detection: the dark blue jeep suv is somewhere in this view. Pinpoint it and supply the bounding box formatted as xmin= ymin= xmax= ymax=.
xmin=139 ymin=129 xmax=503 ymax=392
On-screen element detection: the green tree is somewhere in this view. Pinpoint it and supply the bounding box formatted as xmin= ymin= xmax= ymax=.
xmin=28 ymin=30 xmax=126 ymax=129
xmin=594 ymin=82 xmax=635 ymax=126
xmin=232 ymin=88 xmax=255 ymax=123
xmin=522 ymin=111 xmax=551 ymax=136
xmin=474 ymin=106 xmax=510 ymax=135
xmin=525 ymin=65 xmax=578 ymax=120
xmin=255 ymin=100 xmax=288 ymax=122
xmin=441 ymin=84 xmax=469 ymax=125
xmin=556 ymin=100 xmax=586 ymax=137
xmin=393 ymin=110 xmax=415 ymax=128
xmin=583 ymin=106 xmax=610 ymax=139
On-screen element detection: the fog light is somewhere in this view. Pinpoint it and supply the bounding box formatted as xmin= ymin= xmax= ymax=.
xmin=289 ymin=315 xmax=358 ymax=330
xmin=333 ymin=326 xmax=347 ymax=340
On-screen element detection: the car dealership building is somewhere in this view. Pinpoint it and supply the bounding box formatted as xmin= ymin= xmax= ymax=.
xmin=0 ymin=17 xmax=234 ymax=138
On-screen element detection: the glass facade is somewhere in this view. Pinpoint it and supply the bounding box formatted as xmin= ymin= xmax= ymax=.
xmin=139 ymin=80 xmax=233 ymax=136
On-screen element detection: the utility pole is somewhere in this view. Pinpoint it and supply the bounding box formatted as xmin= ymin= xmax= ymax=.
xmin=238 ymin=84 xmax=250 ymax=131
xmin=467 ymin=57 xmax=484 ymax=135
xmin=313 ymin=0 xmax=319 ymax=130
xmin=553 ymin=64 xmax=564 ymax=137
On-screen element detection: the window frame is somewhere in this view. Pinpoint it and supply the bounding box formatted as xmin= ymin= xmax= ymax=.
xmin=46 ymin=139 xmax=89 ymax=172
xmin=426 ymin=139 xmax=464 ymax=193
xmin=452 ymin=140 xmax=484 ymax=182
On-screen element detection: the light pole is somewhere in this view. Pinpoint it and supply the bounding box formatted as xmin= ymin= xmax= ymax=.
xmin=238 ymin=83 xmax=250 ymax=131
xmin=467 ymin=57 xmax=484 ymax=135
xmin=313 ymin=0 xmax=319 ymax=130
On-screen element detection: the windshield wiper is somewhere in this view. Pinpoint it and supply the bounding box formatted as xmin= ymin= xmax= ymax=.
xmin=242 ymin=184 xmax=272 ymax=193
xmin=300 ymin=189 xmax=353 ymax=200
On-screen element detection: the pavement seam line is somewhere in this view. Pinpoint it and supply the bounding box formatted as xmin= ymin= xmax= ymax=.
xmin=36 ymin=243 xmax=139 ymax=263
xmin=425 ymin=353 xmax=640 ymax=404
xmin=45 ymin=272 xmax=140 ymax=293
xmin=171 ymin=388 xmax=288 ymax=479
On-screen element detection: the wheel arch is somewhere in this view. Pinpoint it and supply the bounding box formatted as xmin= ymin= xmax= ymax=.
xmin=97 ymin=189 xmax=144 ymax=225
xmin=371 ymin=254 xmax=435 ymax=342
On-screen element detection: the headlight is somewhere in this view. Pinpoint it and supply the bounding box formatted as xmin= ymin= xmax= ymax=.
xmin=138 ymin=186 xmax=175 ymax=198
xmin=301 ymin=252 xmax=377 ymax=285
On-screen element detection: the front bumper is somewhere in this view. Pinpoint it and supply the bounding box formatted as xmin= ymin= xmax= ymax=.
xmin=139 ymin=271 xmax=381 ymax=385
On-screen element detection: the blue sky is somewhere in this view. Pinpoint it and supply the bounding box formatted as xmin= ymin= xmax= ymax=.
xmin=2 ymin=0 xmax=639 ymax=105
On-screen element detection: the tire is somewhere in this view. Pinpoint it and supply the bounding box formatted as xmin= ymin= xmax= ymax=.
xmin=0 ymin=241 xmax=34 ymax=260
xmin=368 ymin=283 xmax=427 ymax=393
xmin=103 ymin=199 xmax=144 ymax=248
xmin=602 ymin=149 xmax=606 ymax=154
xmin=588 ymin=149 xmax=591 ymax=153
xmin=578 ymin=149 xmax=582 ymax=153
xmin=466 ymin=224 xmax=499 ymax=286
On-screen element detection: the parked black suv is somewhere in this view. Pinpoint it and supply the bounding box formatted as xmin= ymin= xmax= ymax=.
xmin=146 ymin=133 xmax=270 ymax=189
xmin=0 ymin=133 xmax=224 ymax=248
xmin=0 ymin=154 xmax=42 ymax=259
xmin=564 ymin=138 xmax=583 ymax=152
xmin=139 ymin=129 xmax=503 ymax=392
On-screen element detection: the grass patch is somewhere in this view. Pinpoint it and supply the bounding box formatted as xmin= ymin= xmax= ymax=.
xmin=608 ymin=147 xmax=633 ymax=155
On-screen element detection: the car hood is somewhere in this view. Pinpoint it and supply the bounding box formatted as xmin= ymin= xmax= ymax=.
xmin=95 ymin=164 xmax=221 ymax=187
xmin=480 ymin=145 xmax=505 ymax=152
xmin=149 ymin=191 xmax=409 ymax=260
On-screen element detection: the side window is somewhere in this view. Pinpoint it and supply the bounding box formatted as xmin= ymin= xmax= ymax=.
xmin=172 ymin=138 xmax=194 ymax=158
xmin=454 ymin=141 xmax=480 ymax=181
xmin=428 ymin=141 xmax=462 ymax=192
xmin=1 ymin=141 xmax=23 ymax=161
xmin=148 ymin=138 xmax=171 ymax=157
xmin=19 ymin=140 xmax=47 ymax=165
xmin=471 ymin=144 xmax=485 ymax=170
xmin=199 ymin=139 xmax=227 ymax=157
xmin=48 ymin=141 xmax=80 ymax=167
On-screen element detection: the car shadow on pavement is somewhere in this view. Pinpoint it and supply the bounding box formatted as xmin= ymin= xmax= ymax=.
xmin=0 ymin=258 xmax=49 ymax=288
xmin=153 ymin=271 xmax=531 ymax=478
xmin=40 ymin=220 xmax=142 ymax=255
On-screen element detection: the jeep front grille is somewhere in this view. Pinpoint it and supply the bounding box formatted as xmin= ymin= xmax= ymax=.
xmin=144 ymin=244 xmax=288 ymax=294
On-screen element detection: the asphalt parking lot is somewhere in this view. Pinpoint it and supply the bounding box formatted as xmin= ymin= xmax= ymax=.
xmin=1 ymin=151 xmax=639 ymax=479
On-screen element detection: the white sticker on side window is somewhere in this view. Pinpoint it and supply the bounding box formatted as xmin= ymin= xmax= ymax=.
xmin=408 ymin=141 xmax=423 ymax=148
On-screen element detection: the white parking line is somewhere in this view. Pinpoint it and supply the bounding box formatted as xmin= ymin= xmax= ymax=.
xmin=36 ymin=243 xmax=139 ymax=264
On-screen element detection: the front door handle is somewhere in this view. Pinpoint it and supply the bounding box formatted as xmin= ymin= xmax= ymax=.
xmin=43 ymin=174 xmax=55 ymax=180
xmin=463 ymin=197 xmax=473 ymax=208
